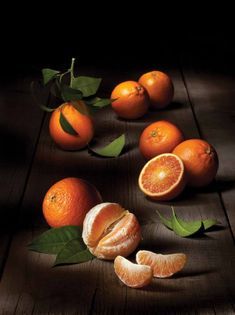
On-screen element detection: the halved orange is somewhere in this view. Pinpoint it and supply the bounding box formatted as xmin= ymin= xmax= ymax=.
xmin=138 ymin=153 xmax=186 ymax=201
xmin=114 ymin=255 xmax=153 ymax=288
xmin=136 ymin=250 xmax=187 ymax=278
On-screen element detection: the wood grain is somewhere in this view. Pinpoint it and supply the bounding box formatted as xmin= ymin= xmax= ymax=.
xmin=179 ymin=38 xmax=235 ymax=240
xmin=0 ymin=75 xmax=44 ymax=277
xmin=0 ymin=62 xmax=235 ymax=314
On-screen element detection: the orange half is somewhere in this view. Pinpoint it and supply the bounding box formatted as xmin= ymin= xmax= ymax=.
xmin=114 ymin=255 xmax=153 ymax=288
xmin=136 ymin=250 xmax=187 ymax=278
xmin=138 ymin=153 xmax=186 ymax=201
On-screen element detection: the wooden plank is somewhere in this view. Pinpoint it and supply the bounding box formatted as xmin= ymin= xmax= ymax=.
xmin=0 ymin=75 xmax=44 ymax=276
xmin=179 ymin=37 xmax=235 ymax=241
xmin=0 ymin=64 xmax=235 ymax=314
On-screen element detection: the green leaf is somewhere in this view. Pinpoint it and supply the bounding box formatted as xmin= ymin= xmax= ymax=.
xmin=71 ymin=76 xmax=102 ymax=97
xmin=89 ymin=134 xmax=125 ymax=157
xmin=203 ymin=219 xmax=219 ymax=230
xmin=61 ymin=85 xmax=83 ymax=102
xmin=50 ymin=79 xmax=62 ymax=98
xmin=171 ymin=208 xmax=202 ymax=237
xmin=157 ymin=207 xmax=220 ymax=237
xmin=85 ymin=97 xmax=111 ymax=108
xmin=28 ymin=226 xmax=82 ymax=254
xmin=42 ymin=68 xmax=60 ymax=85
xmin=156 ymin=210 xmax=172 ymax=230
xmin=93 ymin=98 xmax=111 ymax=108
xmin=71 ymin=100 xmax=90 ymax=116
xmin=54 ymin=239 xmax=94 ymax=266
xmin=59 ymin=111 xmax=78 ymax=136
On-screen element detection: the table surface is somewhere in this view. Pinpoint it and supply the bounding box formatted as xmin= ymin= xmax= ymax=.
xmin=1 ymin=40 xmax=235 ymax=315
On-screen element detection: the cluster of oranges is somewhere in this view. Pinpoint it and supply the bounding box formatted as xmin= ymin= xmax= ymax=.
xmin=138 ymin=123 xmax=218 ymax=201
xmin=110 ymin=70 xmax=218 ymax=201
xmin=42 ymin=69 xmax=219 ymax=288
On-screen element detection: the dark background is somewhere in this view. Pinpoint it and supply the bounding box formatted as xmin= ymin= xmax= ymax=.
xmin=1 ymin=5 xmax=234 ymax=75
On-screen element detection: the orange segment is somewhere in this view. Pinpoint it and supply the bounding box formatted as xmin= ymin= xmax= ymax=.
xmin=138 ymin=153 xmax=186 ymax=201
xmin=114 ymin=256 xmax=153 ymax=288
xmin=136 ymin=250 xmax=187 ymax=278
xmin=94 ymin=213 xmax=141 ymax=259
xmin=82 ymin=203 xmax=126 ymax=247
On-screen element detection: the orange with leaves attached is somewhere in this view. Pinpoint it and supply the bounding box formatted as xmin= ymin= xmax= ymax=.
xmin=49 ymin=101 xmax=94 ymax=150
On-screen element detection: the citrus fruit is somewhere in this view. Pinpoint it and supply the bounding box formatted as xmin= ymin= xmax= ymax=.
xmin=82 ymin=203 xmax=141 ymax=260
xmin=173 ymin=139 xmax=219 ymax=187
xmin=138 ymin=153 xmax=186 ymax=201
xmin=49 ymin=101 xmax=94 ymax=150
xmin=43 ymin=177 xmax=102 ymax=227
xmin=138 ymin=70 xmax=174 ymax=109
xmin=136 ymin=250 xmax=187 ymax=278
xmin=139 ymin=120 xmax=184 ymax=159
xmin=111 ymin=81 xmax=149 ymax=119
xmin=114 ymin=255 xmax=153 ymax=288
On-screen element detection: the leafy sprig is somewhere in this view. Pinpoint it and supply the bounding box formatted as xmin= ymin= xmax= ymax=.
xmin=156 ymin=207 xmax=220 ymax=237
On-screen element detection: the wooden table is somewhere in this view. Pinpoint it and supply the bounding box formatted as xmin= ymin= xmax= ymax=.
xmin=1 ymin=38 xmax=235 ymax=314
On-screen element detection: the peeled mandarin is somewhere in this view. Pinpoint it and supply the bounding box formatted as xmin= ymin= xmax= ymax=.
xmin=82 ymin=202 xmax=141 ymax=260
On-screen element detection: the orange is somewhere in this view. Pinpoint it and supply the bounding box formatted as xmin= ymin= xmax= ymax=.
xmin=82 ymin=203 xmax=141 ymax=260
xmin=49 ymin=101 xmax=94 ymax=150
xmin=173 ymin=139 xmax=219 ymax=187
xmin=138 ymin=153 xmax=186 ymax=201
xmin=42 ymin=177 xmax=102 ymax=227
xmin=111 ymin=81 xmax=149 ymax=119
xmin=114 ymin=255 xmax=153 ymax=288
xmin=138 ymin=70 xmax=174 ymax=109
xmin=136 ymin=250 xmax=187 ymax=278
xmin=139 ymin=120 xmax=184 ymax=159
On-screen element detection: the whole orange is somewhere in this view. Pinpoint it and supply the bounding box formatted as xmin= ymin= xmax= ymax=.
xmin=49 ymin=101 xmax=94 ymax=150
xmin=173 ymin=139 xmax=219 ymax=187
xmin=139 ymin=120 xmax=184 ymax=160
xmin=138 ymin=71 xmax=174 ymax=109
xmin=43 ymin=177 xmax=102 ymax=227
xmin=111 ymin=81 xmax=149 ymax=119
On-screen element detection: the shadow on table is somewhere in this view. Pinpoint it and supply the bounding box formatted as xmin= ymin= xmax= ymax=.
xmin=116 ymin=101 xmax=186 ymax=125
xmin=0 ymin=127 xmax=29 ymax=165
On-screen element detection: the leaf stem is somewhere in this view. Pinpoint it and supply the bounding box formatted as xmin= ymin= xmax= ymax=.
xmin=59 ymin=70 xmax=70 ymax=84
xmin=70 ymin=57 xmax=76 ymax=87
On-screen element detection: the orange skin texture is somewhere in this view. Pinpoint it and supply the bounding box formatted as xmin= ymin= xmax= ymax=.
xmin=136 ymin=251 xmax=187 ymax=278
xmin=139 ymin=120 xmax=184 ymax=160
xmin=43 ymin=178 xmax=102 ymax=227
xmin=173 ymin=139 xmax=218 ymax=187
xmin=82 ymin=203 xmax=141 ymax=260
xmin=49 ymin=101 xmax=94 ymax=150
xmin=138 ymin=153 xmax=186 ymax=201
xmin=139 ymin=71 xmax=174 ymax=109
xmin=114 ymin=256 xmax=153 ymax=288
xmin=111 ymin=81 xmax=149 ymax=119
